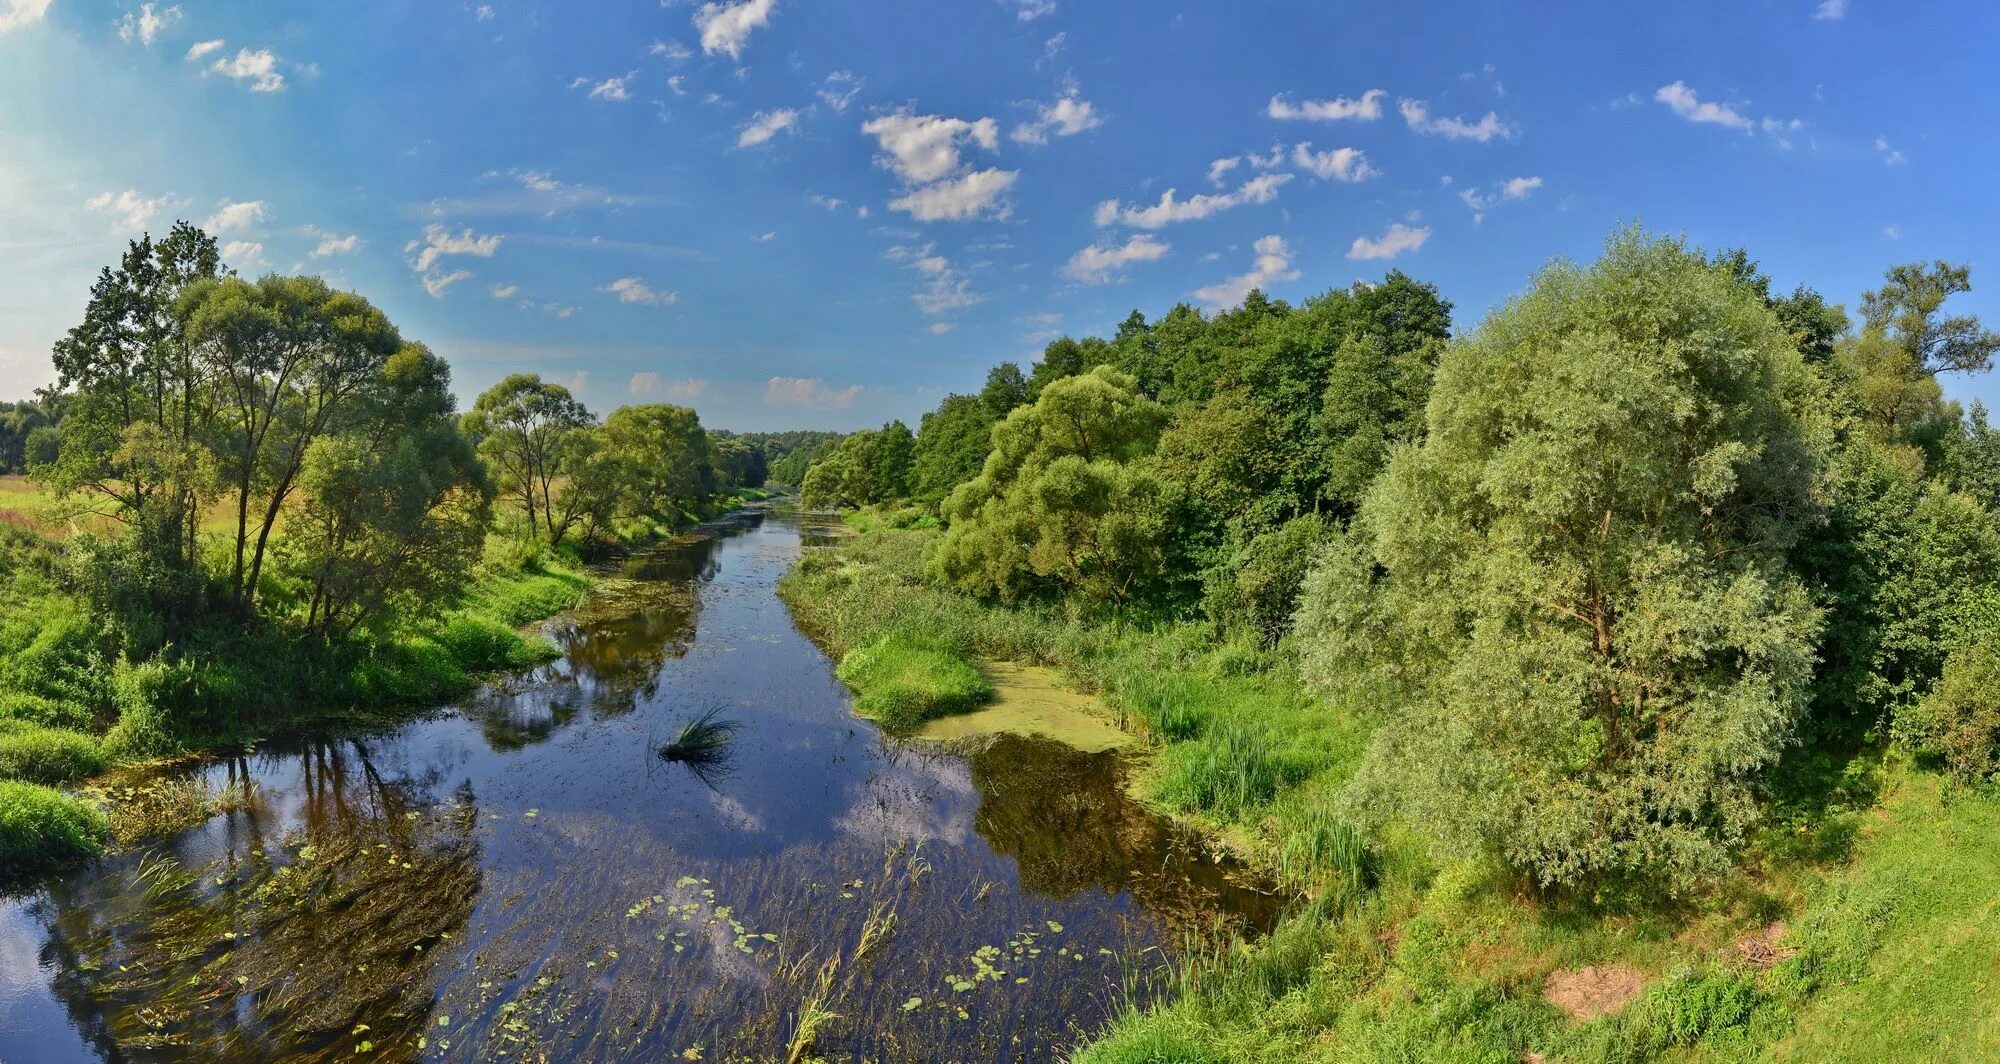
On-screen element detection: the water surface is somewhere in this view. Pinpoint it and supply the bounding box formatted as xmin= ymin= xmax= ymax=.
xmin=0 ymin=507 xmax=1277 ymax=1062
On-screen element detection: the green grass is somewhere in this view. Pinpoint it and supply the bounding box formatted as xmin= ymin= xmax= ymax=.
xmin=834 ymin=633 xmax=994 ymax=729
xmin=0 ymin=723 xmax=105 ymax=783
xmin=0 ymin=779 xmax=106 ymax=879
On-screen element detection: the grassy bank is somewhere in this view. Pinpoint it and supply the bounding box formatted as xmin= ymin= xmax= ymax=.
xmin=781 ymin=519 xmax=1996 ymax=1062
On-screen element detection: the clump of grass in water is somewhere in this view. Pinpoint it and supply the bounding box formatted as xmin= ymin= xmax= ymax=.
xmin=660 ymin=708 xmax=741 ymax=776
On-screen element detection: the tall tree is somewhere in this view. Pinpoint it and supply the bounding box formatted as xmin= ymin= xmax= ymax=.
xmin=601 ymin=403 xmax=713 ymax=521
xmin=461 ymin=374 xmax=594 ymax=546
xmin=1298 ymin=231 xmax=1831 ymax=891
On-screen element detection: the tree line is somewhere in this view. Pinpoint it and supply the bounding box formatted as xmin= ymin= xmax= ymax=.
xmin=801 ymin=228 xmax=2000 ymax=893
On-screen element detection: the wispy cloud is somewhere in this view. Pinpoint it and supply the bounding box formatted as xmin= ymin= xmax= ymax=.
xmin=1097 ymin=173 xmax=1291 ymax=229
xmin=602 ymin=276 xmax=677 ymax=305
xmin=408 ymin=223 xmax=502 ymax=272
xmin=1267 ymin=89 xmax=1385 ymax=122
xmin=817 ymin=70 xmax=863 ymax=112
xmin=205 ymin=198 xmax=268 ymax=234
xmin=85 ymin=189 xmax=174 ymax=231
xmin=1193 ymin=235 xmax=1299 ymax=307
xmin=1011 ymin=90 xmax=1101 ymax=145
xmin=1812 ymin=0 xmax=1846 ymax=20
xmin=1398 ymin=98 xmax=1513 ymax=141
xmin=694 ymin=0 xmax=777 ymax=60
xmin=995 ymin=0 xmax=1056 ymax=20
xmin=630 ymin=372 xmax=707 ymax=399
xmin=116 ymin=3 xmax=182 ymax=46
xmin=204 ymin=47 xmax=289 ymax=92
xmin=765 ymin=376 xmax=861 ymax=410
xmin=1290 ymin=143 xmax=1376 ymax=182
xmin=1063 ymin=234 xmax=1169 ymax=284
xmin=1348 ymin=222 xmax=1430 ymax=260
xmin=738 ymin=108 xmax=800 ymax=148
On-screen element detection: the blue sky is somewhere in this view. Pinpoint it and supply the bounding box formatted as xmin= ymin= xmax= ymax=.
xmin=3 ymin=0 xmax=1997 ymax=430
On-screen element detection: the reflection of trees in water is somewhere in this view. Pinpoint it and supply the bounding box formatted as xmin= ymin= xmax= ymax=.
xmin=966 ymin=735 xmax=1286 ymax=936
xmin=34 ymin=740 xmax=482 ymax=1062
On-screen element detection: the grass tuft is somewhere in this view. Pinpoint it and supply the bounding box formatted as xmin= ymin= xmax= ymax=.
xmin=833 ymin=633 xmax=993 ymax=729
xmin=0 ymin=779 xmax=107 ymax=879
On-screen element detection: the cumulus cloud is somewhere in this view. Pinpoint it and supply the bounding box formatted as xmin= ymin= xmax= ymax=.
xmin=204 ymin=198 xmax=268 ymax=234
xmin=221 ymin=240 xmax=265 ymax=267
xmin=737 ymin=107 xmax=799 ymax=147
xmin=1290 ymin=143 xmax=1376 ymax=182
xmin=1347 ymin=222 xmax=1430 ymax=260
xmin=818 ymin=70 xmax=863 ymax=112
xmin=630 ymin=372 xmax=707 ymax=399
xmin=0 ymin=0 xmax=52 ymax=32
xmin=85 ymin=189 xmax=173 ymax=230
xmin=421 ymin=269 xmax=472 ymax=298
xmin=888 ymin=168 xmax=1017 ymax=221
xmin=409 ymin=223 xmax=502 ymax=271
xmin=117 ymin=3 xmax=181 ymax=45
xmin=1011 ymin=90 xmax=1101 ymax=144
xmin=1193 ymin=235 xmax=1299 ymax=308
xmin=1099 ymin=172 xmax=1291 ymax=230
xmin=862 ymin=110 xmax=1001 ymax=184
xmin=1653 ymin=81 xmax=1751 ymax=131
xmin=206 ymin=47 xmax=288 ymax=92
xmin=602 ymin=277 xmax=676 ymax=305
xmin=308 ymin=231 xmax=360 ymax=258
xmin=1398 ymin=98 xmax=1512 ymax=141
xmin=693 ymin=0 xmax=776 ymax=59
xmin=1062 ymin=233 xmax=1169 ymax=284
xmin=765 ymin=376 xmax=861 ymax=410
xmin=1266 ymin=89 xmax=1385 ymax=121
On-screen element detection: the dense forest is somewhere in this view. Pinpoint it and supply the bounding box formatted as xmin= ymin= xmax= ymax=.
xmin=782 ymin=228 xmax=2000 ymax=1060
xmin=0 ymin=222 xmax=831 ymax=877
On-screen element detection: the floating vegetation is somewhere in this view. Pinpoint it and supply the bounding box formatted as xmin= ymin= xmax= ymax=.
xmin=97 ymin=773 xmax=258 ymax=845
xmin=659 ymin=707 xmax=741 ymax=767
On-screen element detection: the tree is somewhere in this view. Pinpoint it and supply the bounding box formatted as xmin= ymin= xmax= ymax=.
xmin=279 ymin=344 xmax=491 ymax=638
xmin=912 ymin=394 xmax=995 ymax=508
xmin=978 ymin=362 xmax=1029 ymax=419
xmin=706 ymin=431 xmax=767 ymax=491
xmin=42 ymin=223 xmax=225 ymax=577
xmin=1297 ymin=231 xmax=1831 ymax=891
xmin=930 ymin=366 xmax=1173 ymax=607
xmin=461 ymin=374 xmax=594 ymax=546
xmin=1860 ymin=261 xmax=2000 ymax=376
xmin=798 ymin=422 xmax=914 ymax=509
xmin=601 ymin=403 xmax=713 ymax=522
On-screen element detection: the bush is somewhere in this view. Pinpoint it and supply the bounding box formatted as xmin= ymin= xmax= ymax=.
xmin=1894 ymin=634 xmax=2000 ymax=782
xmin=434 ymin=614 xmax=548 ymax=673
xmin=0 ymin=726 xmax=105 ymax=783
xmin=0 ymin=779 xmax=106 ymax=879
xmin=834 ymin=632 xmax=993 ymax=729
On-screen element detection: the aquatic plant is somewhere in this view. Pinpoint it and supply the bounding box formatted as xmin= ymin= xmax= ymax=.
xmin=660 ymin=707 xmax=742 ymax=764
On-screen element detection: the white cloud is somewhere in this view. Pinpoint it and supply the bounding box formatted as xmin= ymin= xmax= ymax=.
xmin=887 ymin=242 xmax=985 ymax=314
xmin=1290 ymin=143 xmax=1376 ymax=182
xmin=765 ymin=376 xmax=861 ymax=410
xmin=926 ymin=321 xmax=955 ymax=335
xmin=1398 ymin=98 xmax=1512 ymax=141
xmin=309 ymin=232 xmax=360 ymax=257
xmin=85 ymin=189 xmax=173 ymax=231
xmin=888 ymin=167 xmax=1017 ymax=222
xmin=1011 ymin=90 xmax=1101 ymax=144
xmin=1100 ymin=172 xmax=1291 ymax=229
xmin=1882 ymin=224 xmax=1900 ymax=240
xmin=1206 ymin=156 xmax=1241 ymax=186
xmin=541 ymin=303 xmax=577 ymax=319
xmin=754 ymin=230 xmax=777 ymax=242
xmin=630 ymin=372 xmax=707 ymax=399
xmin=1653 ymin=81 xmax=1751 ymax=131
xmin=818 ymin=70 xmax=863 ymax=112
xmin=221 ymin=240 xmax=264 ymax=266
xmin=1813 ymin=0 xmax=1846 ymax=20
xmin=207 ymin=47 xmax=287 ymax=92
xmin=1874 ymin=135 xmax=1906 ymax=165
xmin=650 ymin=39 xmax=693 ymax=61
xmin=475 ymin=4 xmax=493 ymax=21
xmin=421 ymin=269 xmax=473 ymax=298
xmin=1347 ymin=222 xmax=1430 ymax=261
xmin=117 ymin=3 xmax=182 ymax=45
xmin=996 ymin=0 xmax=1055 ymax=19
xmin=489 ymin=282 xmax=520 ymax=298
xmin=602 ymin=276 xmax=676 ymax=306
xmin=204 ymin=198 xmax=268 ymax=234
xmin=737 ymin=107 xmax=799 ymax=148
xmin=184 ymin=37 xmax=223 ymax=59
xmin=861 ymin=110 xmax=1001 ymax=184
xmin=1458 ymin=176 xmax=1541 ymax=219
xmin=410 ymin=224 xmax=502 ymax=271
xmin=693 ymin=0 xmax=776 ymax=60
xmin=0 ymin=0 xmax=52 ymax=32
xmin=1062 ymin=233 xmax=1169 ymax=284
xmin=1267 ymin=89 xmax=1385 ymax=122
xmin=583 ymin=73 xmax=633 ymax=101
xmin=1193 ymin=235 xmax=1300 ymax=308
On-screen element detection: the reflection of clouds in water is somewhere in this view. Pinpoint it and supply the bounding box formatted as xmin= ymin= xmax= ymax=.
xmin=832 ymin=742 xmax=976 ymax=847
xmin=706 ymin=791 xmax=765 ymax=832
xmin=0 ymin=906 xmax=50 ymax=996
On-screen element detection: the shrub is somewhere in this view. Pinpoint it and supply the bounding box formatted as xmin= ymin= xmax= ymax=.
xmin=1893 ymin=634 xmax=2000 ymax=782
xmin=0 ymin=779 xmax=106 ymax=879
xmin=0 ymin=726 xmax=105 ymax=783
xmin=834 ymin=633 xmax=993 ymax=729
xmin=0 ymin=690 xmax=93 ymax=731
xmin=435 ymin=615 xmax=547 ymax=673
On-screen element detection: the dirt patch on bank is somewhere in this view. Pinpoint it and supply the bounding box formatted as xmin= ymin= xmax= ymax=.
xmin=1542 ymin=964 xmax=1647 ymax=1020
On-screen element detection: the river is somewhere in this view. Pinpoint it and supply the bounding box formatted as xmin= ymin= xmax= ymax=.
xmin=0 ymin=505 xmax=1277 ymax=1063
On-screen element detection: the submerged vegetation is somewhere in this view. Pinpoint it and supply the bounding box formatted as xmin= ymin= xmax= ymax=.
xmin=782 ymin=229 xmax=2000 ymax=1060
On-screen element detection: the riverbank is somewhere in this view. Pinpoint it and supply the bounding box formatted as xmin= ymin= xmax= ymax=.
xmin=780 ymin=518 xmax=2000 ymax=1062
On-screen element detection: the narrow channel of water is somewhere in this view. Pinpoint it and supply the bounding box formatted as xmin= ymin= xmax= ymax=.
xmin=0 ymin=506 xmax=1279 ymax=1062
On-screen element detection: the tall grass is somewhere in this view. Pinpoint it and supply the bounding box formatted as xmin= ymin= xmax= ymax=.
xmin=833 ymin=633 xmax=993 ymax=729
xmin=0 ymin=779 xmax=106 ymax=879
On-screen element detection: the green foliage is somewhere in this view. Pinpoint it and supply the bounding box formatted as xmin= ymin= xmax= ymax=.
xmin=801 ymin=422 xmax=915 ymax=509
xmin=0 ymin=780 xmax=106 ymax=879
xmin=1895 ymin=631 xmax=2000 ymax=782
xmin=1303 ymin=230 xmax=1831 ymax=892
xmin=1204 ymin=513 xmax=1334 ymax=645
xmin=462 ymin=373 xmax=596 ymax=545
xmin=833 ymin=632 xmax=994 ymax=729
xmin=0 ymin=724 xmax=106 ymax=783
xmin=911 ymin=394 xmax=995 ymax=508
xmin=931 ymin=366 xmax=1174 ymax=608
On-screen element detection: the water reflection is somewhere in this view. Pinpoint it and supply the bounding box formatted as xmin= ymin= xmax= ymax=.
xmin=0 ymin=506 xmax=1280 ymax=1063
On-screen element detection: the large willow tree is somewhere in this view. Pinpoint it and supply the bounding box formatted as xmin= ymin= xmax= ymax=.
xmin=1299 ymin=231 xmax=1833 ymax=891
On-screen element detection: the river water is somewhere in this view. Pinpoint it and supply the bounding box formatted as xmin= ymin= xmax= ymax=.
xmin=0 ymin=506 xmax=1277 ymax=1063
